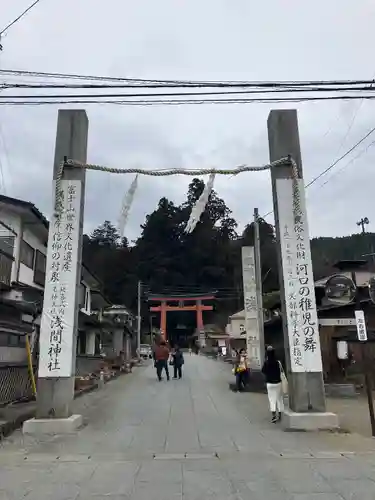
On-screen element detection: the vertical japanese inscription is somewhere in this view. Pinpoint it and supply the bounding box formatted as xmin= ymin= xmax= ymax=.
xmin=276 ymin=179 xmax=322 ymax=373
xmin=241 ymin=246 xmax=261 ymax=368
xmin=38 ymin=181 xmax=81 ymax=378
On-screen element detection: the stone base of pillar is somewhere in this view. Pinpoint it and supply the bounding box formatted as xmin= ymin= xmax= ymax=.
xmin=282 ymin=408 xmax=339 ymax=431
xmin=22 ymin=414 xmax=83 ymax=435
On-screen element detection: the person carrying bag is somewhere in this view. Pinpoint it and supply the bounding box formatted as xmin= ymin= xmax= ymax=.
xmin=234 ymin=348 xmax=248 ymax=392
xmin=261 ymin=346 xmax=285 ymax=423
xmin=279 ymin=360 xmax=288 ymax=396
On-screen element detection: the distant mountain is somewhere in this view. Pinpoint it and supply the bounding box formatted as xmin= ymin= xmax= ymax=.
xmin=311 ymin=232 xmax=375 ymax=278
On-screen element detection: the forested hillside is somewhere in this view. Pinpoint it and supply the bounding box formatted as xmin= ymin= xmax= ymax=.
xmin=82 ymin=178 xmax=375 ymax=317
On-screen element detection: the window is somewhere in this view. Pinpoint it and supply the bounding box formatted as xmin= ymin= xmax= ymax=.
xmin=0 ymin=235 xmax=15 ymax=257
xmin=34 ymin=250 xmax=46 ymax=286
xmin=20 ymin=240 xmax=34 ymax=268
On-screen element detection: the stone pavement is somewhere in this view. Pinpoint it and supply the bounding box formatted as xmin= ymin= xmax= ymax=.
xmin=2 ymin=356 xmax=375 ymax=499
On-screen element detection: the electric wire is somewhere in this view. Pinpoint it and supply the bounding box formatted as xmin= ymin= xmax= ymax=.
xmin=2 ymin=95 xmax=375 ymax=106
xmin=2 ymin=83 xmax=375 ymax=92
xmin=2 ymin=88 xmax=375 ymax=100
xmin=261 ymin=124 xmax=375 ymax=219
xmin=1 ymin=68 xmax=375 ymax=87
xmin=318 ymin=138 xmax=375 ymax=189
xmin=0 ymin=0 xmax=42 ymax=36
xmin=304 ymin=124 xmax=375 ymax=188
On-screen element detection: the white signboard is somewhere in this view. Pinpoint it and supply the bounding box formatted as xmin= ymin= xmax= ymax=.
xmin=355 ymin=310 xmax=368 ymax=341
xmin=319 ymin=318 xmax=356 ymax=326
xmin=39 ymin=180 xmax=82 ymax=377
xmin=336 ymin=340 xmax=348 ymax=360
xmin=276 ymin=178 xmax=323 ymax=373
xmin=241 ymin=246 xmax=261 ymax=368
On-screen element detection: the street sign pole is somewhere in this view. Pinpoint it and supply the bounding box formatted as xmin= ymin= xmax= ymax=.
xmin=352 ymin=271 xmax=375 ymax=437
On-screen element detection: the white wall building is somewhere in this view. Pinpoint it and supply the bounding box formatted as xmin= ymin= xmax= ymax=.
xmin=228 ymin=309 xmax=246 ymax=339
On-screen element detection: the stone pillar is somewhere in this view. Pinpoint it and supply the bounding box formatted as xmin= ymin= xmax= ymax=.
xmin=241 ymin=247 xmax=261 ymax=369
xmin=124 ymin=333 xmax=131 ymax=361
xmin=86 ymin=331 xmax=96 ymax=356
xmin=24 ymin=110 xmax=88 ymax=434
xmin=160 ymin=301 xmax=167 ymax=340
xmin=113 ymin=328 xmax=124 ymax=355
xmin=196 ymin=300 xmax=204 ymax=332
xmin=253 ymin=208 xmax=265 ymax=366
xmin=268 ymin=109 xmax=338 ymax=429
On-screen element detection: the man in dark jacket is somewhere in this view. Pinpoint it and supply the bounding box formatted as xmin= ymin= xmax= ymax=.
xmin=153 ymin=340 xmax=170 ymax=381
xmin=171 ymin=345 xmax=184 ymax=379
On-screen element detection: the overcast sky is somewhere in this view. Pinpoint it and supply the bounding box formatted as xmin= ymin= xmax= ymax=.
xmin=1 ymin=0 xmax=375 ymax=242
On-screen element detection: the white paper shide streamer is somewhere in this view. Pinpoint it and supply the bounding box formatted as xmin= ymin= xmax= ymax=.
xmin=185 ymin=173 xmax=215 ymax=234
xmin=118 ymin=174 xmax=138 ymax=237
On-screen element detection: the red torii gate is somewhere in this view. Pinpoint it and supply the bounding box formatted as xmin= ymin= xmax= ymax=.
xmin=149 ymin=294 xmax=214 ymax=341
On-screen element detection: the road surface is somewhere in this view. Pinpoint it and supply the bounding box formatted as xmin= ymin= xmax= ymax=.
xmin=1 ymin=355 xmax=375 ymax=499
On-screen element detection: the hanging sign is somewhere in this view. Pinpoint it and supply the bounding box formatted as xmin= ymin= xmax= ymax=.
xmin=355 ymin=310 xmax=368 ymax=342
xmin=276 ymin=178 xmax=323 ymax=373
xmin=38 ymin=180 xmax=82 ymax=377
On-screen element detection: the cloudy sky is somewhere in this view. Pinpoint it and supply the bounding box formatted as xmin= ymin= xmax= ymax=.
xmin=1 ymin=0 xmax=375 ymax=242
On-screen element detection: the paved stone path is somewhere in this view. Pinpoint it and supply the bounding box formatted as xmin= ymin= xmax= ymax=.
xmin=2 ymin=355 xmax=375 ymax=499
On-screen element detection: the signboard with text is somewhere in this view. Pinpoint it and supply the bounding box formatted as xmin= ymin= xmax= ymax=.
xmin=319 ymin=318 xmax=356 ymax=326
xmin=241 ymin=246 xmax=261 ymax=368
xmin=276 ymin=178 xmax=323 ymax=373
xmin=38 ymin=180 xmax=82 ymax=377
xmin=355 ymin=310 xmax=368 ymax=341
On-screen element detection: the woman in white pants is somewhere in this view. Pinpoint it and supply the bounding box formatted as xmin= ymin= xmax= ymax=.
xmin=262 ymin=346 xmax=284 ymax=423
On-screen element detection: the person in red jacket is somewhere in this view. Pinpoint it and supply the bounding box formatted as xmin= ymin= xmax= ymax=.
xmin=153 ymin=340 xmax=170 ymax=381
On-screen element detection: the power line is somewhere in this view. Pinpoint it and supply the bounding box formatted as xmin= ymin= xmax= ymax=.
xmin=2 ymin=95 xmax=375 ymax=106
xmin=3 ymin=88 xmax=375 ymax=100
xmin=330 ymin=72 xmax=375 ymax=159
xmin=318 ymin=138 xmax=375 ymax=189
xmin=2 ymin=83 xmax=375 ymax=92
xmin=1 ymin=67 xmax=375 ymax=87
xmin=0 ymin=0 xmax=42 ymax=36
xmin=305 ymin=124 xmax=375 ymax=188
xmin=262 ymin=124 xmax=375 ymax=219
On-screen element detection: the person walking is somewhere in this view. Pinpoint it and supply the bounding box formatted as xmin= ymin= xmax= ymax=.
xmin=234 ymin=348 xmax=248 ymax=392
xmin=172 ymin=345 xmax=184 ymax=379
xmin=262 ymin=346 xmax=284 ymax=423
xmin=153 ymin=340 xmax=170 ymax=381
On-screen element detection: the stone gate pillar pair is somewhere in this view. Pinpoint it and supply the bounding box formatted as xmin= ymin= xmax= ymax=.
xmin=23 ymin=108 xmax=338 ymax=434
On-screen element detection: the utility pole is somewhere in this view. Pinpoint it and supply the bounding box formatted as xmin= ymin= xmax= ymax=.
xmin=357 ymin=217 xmax=369 ymax=234
xmin=357 ymin=217 xmax=375 ymax=266
xmin=254 ymin=208 xmax=265 ymax=365
xmin=137 ymin=280 xmax=142 ymax=354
